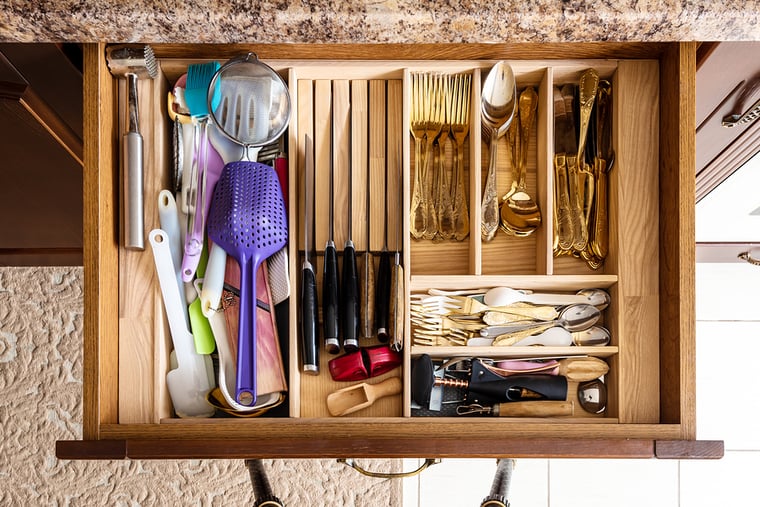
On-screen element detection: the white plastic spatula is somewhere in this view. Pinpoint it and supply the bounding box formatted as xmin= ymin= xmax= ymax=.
xmin=149 ymin=229 xmax=215 ymax=418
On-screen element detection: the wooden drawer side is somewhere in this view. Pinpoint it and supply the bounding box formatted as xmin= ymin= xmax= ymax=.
xmin=658 ymin=42 xmax=697 ymax=436
xmin=82 ymin=43 xmax=119 ymax=438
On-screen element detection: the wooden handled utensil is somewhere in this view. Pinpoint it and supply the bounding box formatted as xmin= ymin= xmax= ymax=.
xmin=326 ymin=376 xmax=402 ymax=416
xmin=457 ymin=400 xmax=575 ymax=417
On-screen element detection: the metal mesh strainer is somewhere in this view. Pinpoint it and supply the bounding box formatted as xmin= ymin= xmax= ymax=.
xmin=207 ymin=53 xmax=290 ymax=159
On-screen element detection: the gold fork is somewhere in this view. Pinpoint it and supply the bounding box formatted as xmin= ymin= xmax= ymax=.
xmin=421 ymin=74 xmax=446 ymax=240
xmin=449 ymin=73 xmax=471 ymax=241
xmin=409 ymin=72 xmax=429 ymax=239
xmin=434 ymin=74 xmax=456 ymax=240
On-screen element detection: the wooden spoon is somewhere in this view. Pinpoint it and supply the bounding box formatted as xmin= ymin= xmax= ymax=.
xmin=326 ymin=377 xmax=402 ymax=416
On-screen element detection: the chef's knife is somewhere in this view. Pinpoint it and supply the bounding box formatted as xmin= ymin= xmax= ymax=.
xmin=301 ymin=134 xmax=319 ymax=374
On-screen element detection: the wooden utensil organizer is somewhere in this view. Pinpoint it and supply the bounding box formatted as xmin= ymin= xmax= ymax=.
xmin=57 ymin=42 xmax=723 ymax=461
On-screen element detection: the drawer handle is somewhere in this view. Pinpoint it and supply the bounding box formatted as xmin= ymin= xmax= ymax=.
xmin=722 ymin=77 xmax=760 ymax=128
xmin=337 ymin=458 xmax=441 ymax=479
xmin=738 ymin=249 xmax=760 ymax=266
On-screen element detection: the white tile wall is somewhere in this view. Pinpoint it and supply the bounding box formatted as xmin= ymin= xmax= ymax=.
xmin=696 ymin=320 xmax=760 ymax=449
xmin=696 ymin=263 xmax=760 ymax=322
xmin=549 ymin=459 xmax=679 ymax=507
xmin=401 ymin=261 xmax=760 ymax=506
xmin=679 ymin=452 xmax=760 ymax=506
xmin=403 ymin=458 xmax=548 ymax=507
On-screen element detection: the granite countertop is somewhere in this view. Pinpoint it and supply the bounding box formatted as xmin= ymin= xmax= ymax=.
xmin=1 ymin=1 xmax=759 ymax=43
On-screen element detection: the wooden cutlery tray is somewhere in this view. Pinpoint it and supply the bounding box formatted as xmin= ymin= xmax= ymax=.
xmin=59 ymin=42 xmax=722 ymax=460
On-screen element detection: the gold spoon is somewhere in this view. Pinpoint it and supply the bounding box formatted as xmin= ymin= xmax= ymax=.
xmin=501 ymin=86 xmax=541 ymax=236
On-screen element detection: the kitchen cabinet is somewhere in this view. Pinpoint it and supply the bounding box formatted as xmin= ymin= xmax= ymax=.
xmin=56 ymin=42 xmax=723 ymax=461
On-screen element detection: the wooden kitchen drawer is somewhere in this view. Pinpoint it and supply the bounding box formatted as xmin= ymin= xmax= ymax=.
xmin=57 ymin=42 xmax=724 ymax=461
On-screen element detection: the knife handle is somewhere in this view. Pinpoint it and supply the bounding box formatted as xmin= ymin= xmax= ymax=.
xmin=494 ymin=400 xmax=574 ymax=417
xmin=341 ymin=240 xmax=360 ymax=353
xmin=389 ymin=255 xmax=404 ymax=352
xmin=323 ymin=241 xmax=340 ymax=354
xmin=581 ymin=162 xmax=595 ymax=234
xmin=553 ymin=154 xmax=574 ymax=251
xmin=375 ymin=250 xmax=391 ymax=343
xmin=360 ymin=249 xmax=375 ymax=339
xmin=566 ymin=156 xmax=588 ymax=251
xmin=300 ymin=262 xmax=319 ymax=374
xmin=591 ymin=158 xmax=609 ymax=260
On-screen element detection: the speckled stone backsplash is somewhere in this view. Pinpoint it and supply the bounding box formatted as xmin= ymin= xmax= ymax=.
xmin=0 ymin=267 xmax=401 ymax=505
xmin=0 ymin=1 xmax=758 ymax=42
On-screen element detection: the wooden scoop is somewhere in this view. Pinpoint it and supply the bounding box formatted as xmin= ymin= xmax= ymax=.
xmin=326 ymin=377 xmax=402 ymax=416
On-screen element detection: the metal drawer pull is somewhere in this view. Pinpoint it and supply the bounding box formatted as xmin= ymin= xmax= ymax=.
xmin=337 ymin=458 xmax=441 ymax=478
xmin=722 ymin=78 xmax=760 ymax=128
xmin=738 ymin=249 xmax=760 ymax=266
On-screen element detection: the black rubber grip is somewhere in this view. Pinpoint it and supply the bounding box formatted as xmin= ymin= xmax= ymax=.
xmin=374 ymin=250 xmax=391 ymax=342
xmin=300 ymin=264 xmax=319 ymax=374
xmin=323 ymin=241 xmax=340 ymax=354
xmin=341 ymin=241 xmax=360 ymax=352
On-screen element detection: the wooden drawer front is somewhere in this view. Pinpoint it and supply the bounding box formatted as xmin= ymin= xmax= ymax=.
xmin=76 ymin=43 xmax=701 ymax=458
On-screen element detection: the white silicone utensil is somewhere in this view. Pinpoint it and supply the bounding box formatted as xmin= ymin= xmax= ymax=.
xmin=149 ymin=229 xmax=215 ymax=417
xmin=157 ymin=190 xmax=189 ymax=326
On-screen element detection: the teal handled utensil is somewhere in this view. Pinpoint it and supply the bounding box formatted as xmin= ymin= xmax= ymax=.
xmin=182 ymin=61 xmax=221 ymax=282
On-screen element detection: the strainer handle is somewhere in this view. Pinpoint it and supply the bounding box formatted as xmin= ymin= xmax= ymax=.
xmin=236 ymin=257 xmax=258 ymax=406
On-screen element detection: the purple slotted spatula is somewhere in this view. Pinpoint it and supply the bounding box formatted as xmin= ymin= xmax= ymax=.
xmin=207 ymin=161 xmax=288 ymax=406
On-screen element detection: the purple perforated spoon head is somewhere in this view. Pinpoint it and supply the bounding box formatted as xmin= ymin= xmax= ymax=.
xmin=207 ymin=161 xmax=288 ymax=406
